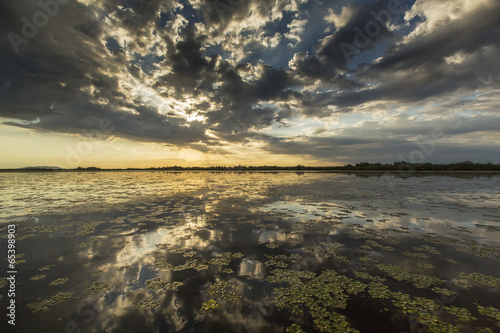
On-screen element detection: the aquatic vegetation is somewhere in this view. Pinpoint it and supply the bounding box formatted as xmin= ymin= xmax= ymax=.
xmin=415 ymin=263 xmax=434 ymax=270
xmin=353 ymin=271 xmax=386 ymax=283
xmin=365 ymin=240 xmax=394 ymax=252
xmin=38 ymin=264 xmax=55 ymax=271
xmin=367 ymin=281 xmax=392 ymax=299
xmin=5 ymin=173 xmax=500 ymax=332
xmin=22 ymin=224 xmax=73 ymax=234
xmin=286 ymin=324 xmax=306 ymax=333
xmin=153 ymin=256 xmax=173 ymax=270
xmin=27 ymin=292 xmax=74 ymax=313
xmin=165 ymin=282 xmax=184 ymax=291
xmin=208 ymin=258 xmax=231 ymax=266
xmin=200 ymin=299 xmax=220 ymax=313
xmin=475 ymin=224 xmax=500 ymax=232
xmin=173 ymin=259 xmax=208 ymax=271
xmin=458 ymin=272 xmax=500 ymax=288
xmin=0 ymin=277 xmax=7 ymax=288
xmin=183 ymin=250 xmax=197 ymax=258
xmin=414 ymin=245 xmax=441 ymax=255
xmin=86 ymin=282 xmax=114 ymax=294
xmin=264 ymin=254 xmax=302 ymax=268
xmin=303 ymin=242 xmax=348 ymax=261
xmin=358 ymin=256 xmax=379 ymax=263
xmin=272 ymin=270 xmax=364 ymax=332
xmin=135 ymin=298 xmax=159 ymax=313
xmin=476 ymin=304 xmax=500 ymax=327
xmin=403 ymin=251 xmax=430 ymax=259
xmin=49 ymin=278 xmax=69 ymax=286
xmin=145 ymin=278 xmax=167 ymax=290
xmin=431 ymin=287 xmax=456 ymax=297
xmin=376 ymin=264 xmax=443 ymax=288
xmin=73 ymin=222 xmax=103 ymax=236
xmin=389 ymin=292 xmax=457 ymax=332
xmin=266 ymin=269 xmax=316 ymax=284
xmin=206 ymin=281 xmax=242 ymax=302
xmin=31 ymin=275 xmax=46 ymax=281
xmin=444 ymin=306 xmax=476 ymax=321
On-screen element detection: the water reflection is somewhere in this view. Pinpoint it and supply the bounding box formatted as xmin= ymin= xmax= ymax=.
xmin=0 ymin=172 xmax=499 ymax=332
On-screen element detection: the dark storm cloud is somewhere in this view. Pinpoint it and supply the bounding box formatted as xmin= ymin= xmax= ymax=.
xmin=0 ymin=0 xmax=499 ymax=162
xmin=290 ymin=0 xmax=410 ymax=85
xmin=372 ymin=0 xmax=500 ymax=70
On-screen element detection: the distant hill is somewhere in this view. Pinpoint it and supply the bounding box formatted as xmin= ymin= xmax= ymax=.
xmin=18 ymin=166 xmax=62 ymax=170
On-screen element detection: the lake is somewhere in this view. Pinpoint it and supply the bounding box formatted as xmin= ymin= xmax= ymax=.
xmin=1 ymin=171 xmax=500 ymax=332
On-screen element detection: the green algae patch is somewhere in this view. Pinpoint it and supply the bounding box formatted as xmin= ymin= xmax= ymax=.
xmin=390 ymin=292 xmax=460 ymax=332
xmin=286 ymin=324 xmax=306 ymax=333
xmin=166 ymin=281 xmax=184 ymax=291
xmin=403 ymin=251 xmax=430 ymax=259
xmin=27 ymin=292 xmax=74 ymax=313
xmin=49 ymin=278 xmax=69 ymax=286
xmin=415 ymin=263 xmax=434 ymax=270
xmin=458 ymin=272 xmax=500 ymax=288
xmin=135 ymin=297 xmax=159 ymax=313
xmin=444 ymin=306 xmax=476 ymax=322
xmin=0 ymin=277 xmax=7 ymax=289
xmin=431 ymin=287 xmax=456 ymax=297
xmin=367 ymin=281 xmax=392 ymax=299
xmin=476 ymin=304 xmax=500 ymax=328
xmin=39 ymin=265 xmax=55 ymax=271
xmin=206 ymin=281 xmax=242 ymax=302
xmin=86 ymin=282 xmax=114 ymax=294
xmin=271 ymin=270 xmax=365 ymax=332
xmin=264 ymin=254 xmax=302 ymax=268
xmin=31 ymin=274 xmax=46 ymax=281
xmin=376 ymin=264 xmax=443 ymax=288
xmin=173 ymin=259 xmax=209 ymax=271
xmin=200 ymin=299 xmax=220 ymax=313
xmin=414 ymin=245 xmax=441 ymax=255
xmin=145 ymin=278 xmax=166 ymax=290
xmin=208 ymin=252 xmax=244 ymax=266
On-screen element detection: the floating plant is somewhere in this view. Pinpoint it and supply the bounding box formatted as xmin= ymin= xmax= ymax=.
xmin=376 ymin=264 xmax=443 ymax=289
xmin=200 ymin=299 xmax=220 ymax=313
xmin=431 ymin=287 xmax=456 ymax=297
xmin=206 ymin=281 xmax=242 ymax=302
xmin=27 ymin=292 xmax=74 ymax=313
xmin=271 ymin=270 xmax=364 ymax=332
xmin=135 ymin=297 xmax=159 ymax=313
xmin=39 ymin=265 xmax=55 ymax=271
xmin=458 ymin=272 xmax=500 ymax=288
xmin=476 ymin=304 xmax=500 ymax=327
xmin=86 ymin=282 xmax=114 ymax=294
xmin=145 ymin=278 xmax=167 ymax=290
xmin=49 ymin=278 xmax=68 ymax=286
xmin=444 ymin=306 xmax=476 ymax=322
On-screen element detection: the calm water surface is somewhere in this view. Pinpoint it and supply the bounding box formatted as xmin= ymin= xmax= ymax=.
xmin=1 ymin=171 xmax=500 ymax=332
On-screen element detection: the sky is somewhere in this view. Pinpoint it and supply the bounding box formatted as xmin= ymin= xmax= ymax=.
xmin=1 ymin=0 xmax=499 ymax=168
